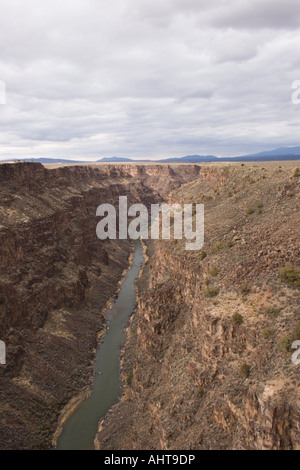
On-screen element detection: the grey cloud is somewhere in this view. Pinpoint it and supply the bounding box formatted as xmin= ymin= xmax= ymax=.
xmin=212 ymin=0 xmax=300 ymax=30
xmin=0 ymin=0 xmax=299 ymax=160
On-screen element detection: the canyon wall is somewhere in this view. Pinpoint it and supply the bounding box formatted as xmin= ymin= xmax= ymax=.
xmin=95 ymin=163 xmax=300 ymax=450
xmin=0 ymin=161 xmax=200 ymax=449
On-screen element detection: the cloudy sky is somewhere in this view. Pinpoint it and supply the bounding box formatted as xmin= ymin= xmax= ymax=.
xmin=0 ymin=0 xmax=300 ymax=160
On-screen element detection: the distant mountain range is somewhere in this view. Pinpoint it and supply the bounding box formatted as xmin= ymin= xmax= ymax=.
xmin=98 ymin=156 xmax=134 ymax=162
xmin=1 ymin=146 xmax=300 ymax=164
xmin=157 ymin=146 xmax=300 ymax=163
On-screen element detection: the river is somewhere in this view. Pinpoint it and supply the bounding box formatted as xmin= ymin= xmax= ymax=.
xmin=56 ymin=241 xmax=144 ymax=450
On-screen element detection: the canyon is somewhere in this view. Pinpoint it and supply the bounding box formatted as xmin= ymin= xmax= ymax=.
xmin=0 ymin=161 xmax=299 ymax=450
xmin=0 ymin=161 xmax=199 ymax=449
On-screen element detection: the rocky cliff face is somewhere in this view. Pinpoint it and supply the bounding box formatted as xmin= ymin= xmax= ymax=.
xmin=0 ymin=161 xmax=200 ymax=449
xmin=95 ymin=162 xmax=300 ymax=450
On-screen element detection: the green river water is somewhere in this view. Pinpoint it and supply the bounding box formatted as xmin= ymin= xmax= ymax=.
xmin=56 ymin=242 xmax=144 ymax=450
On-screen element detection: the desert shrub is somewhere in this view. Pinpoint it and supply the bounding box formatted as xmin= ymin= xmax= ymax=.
xmin=200 ymin=250 xmax=207 ymax=260
xmin=204 ymin=286 xmax=219 ymax=298
xmin=232 ymin=313 xmax=243 ymax=325
xmin=227 ymin=240 xmax=234 ymax=248
xmin=208 ymin=266 xmax=219 ymax=277
xmin=257 ymin=202 xmax=263 ymax=214
xmin=261 ymin=327 xmax=275 ymax=339
xmin=240 ymin=363 xmax=250 ymax=378
xmin=247 ymin=207 xmax=254 ymax=215
xmin=293 ymin=167 xmax=300 ymax=177
xmin=196 ymin=387 xmax=204 ymax=397
xmin=292 ymin=322 xmax=300 ymax=341
xmin=240 ymin=284 xmax=251 ymax=295
xmin=278 ymin=263 xmax=300 ymax=287
xmin=228 ymin=191 xmax=233 ymax=198
xmin=265 ymin=306 xmax=282 ymax=316
xmin=212 ymin=242 xmax=223 ymax=253
xmin=126 ymin=374 xmax=133 ymax=387
xmin=277 ymin=336 xmax=292 ymax=352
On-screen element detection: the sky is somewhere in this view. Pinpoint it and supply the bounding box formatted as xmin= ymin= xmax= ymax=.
xmin=0 ymin=0 xmax=300 ymax=161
